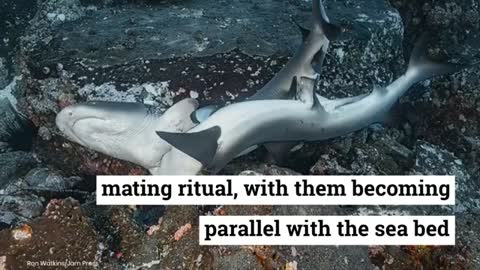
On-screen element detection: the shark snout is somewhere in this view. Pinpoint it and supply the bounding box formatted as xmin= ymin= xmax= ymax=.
xmin=56 ymin=104 xmax=106 ymax=146
xmin=56 ymin=106 xmax=75 ymax=131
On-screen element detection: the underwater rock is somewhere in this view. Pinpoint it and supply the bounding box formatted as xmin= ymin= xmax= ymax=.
xmin=212 ymin=248 xmax=263 ymax=270
xmin=0 ymin=98 xmax=34 ymax=152
xmin=389 ymin=0 xmax=480 ymax=169
xmin=309 ymin=127 xmax=413 ymax=176
xmin=0 ymin=0 xmax=38 ymax=80
xmin=368 ymin=211 xmax=480 ymax=269
xmin=32 ymin=0 xmax=85 ymax=28
xmin=0 ymin=210 xmax=29 ymax=230
xmin=81 ymin=204 xmax=161 ymax=267
xmin=0 ymin=59 xmax=8 ymax=90
xmin=0 ymin=198 xmax=106 ymax=269
xmin=0 ymin=151 xmax=36 ymax=189
xmin=24 ymin=167 xmax=83 ymax=191
xmin=389 ymin=0 xmax=479 ymax=61
xmin=412 ymin=141 xmax=480 ymax=211
xmin=0 ymin=194 xmax=44 ymax=227
xmin=154 ymin=206 xmax=213 ymax=269
xmin=132 ymin=205 xmax=165 ymax=227
xmin=238 ymin=164 xmax=301 ymax=176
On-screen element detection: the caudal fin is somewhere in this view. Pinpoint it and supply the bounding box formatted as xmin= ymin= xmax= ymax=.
xmin=312 ymin=0 xmax=341 ymax=41
xmin=407 ymin=35 xmax=469 ymax=84
xmin=156 ymin=126 xmax=221 ymax=166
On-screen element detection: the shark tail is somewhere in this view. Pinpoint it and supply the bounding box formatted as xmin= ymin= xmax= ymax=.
xmin=312 ymin=0 xmax=341 ymax=41
xmin=407 ymin=34 xmax=469 ymax=84
xmin=156 ymin=126 xmax=221 ymax=166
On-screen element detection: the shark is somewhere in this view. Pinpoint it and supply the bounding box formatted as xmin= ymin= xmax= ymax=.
xmin=55 ymin=98 xmax=200 ymax=174
xmin=156 ymin=35 xmax=470 ymax=175
xmin=192 ymin=0 xmax=341 ymax=160
xmin=55 ymin=0 xmax=340 ymax=174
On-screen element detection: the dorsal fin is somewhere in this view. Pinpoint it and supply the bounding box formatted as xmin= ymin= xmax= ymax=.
xmin=312 ymin=0 xmax=342 ymax=41
xmin=156 ymin=126 xmax=221 ymax=166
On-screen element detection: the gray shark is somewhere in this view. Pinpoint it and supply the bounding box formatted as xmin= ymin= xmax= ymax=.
xmin=56 ymin=98 xmax=199 ymax=174
xmin=193 ymin=0 xmax=340 ymax=113
xmin=157 ymin=36 xmax=469 ymax=175
xmin=248 ymin=0 xmax=340 ymax=100
xmin=192 ymin=0 xmax=341 ymax=160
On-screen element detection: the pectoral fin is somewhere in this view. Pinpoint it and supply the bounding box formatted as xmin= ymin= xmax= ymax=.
xmin=156 ymin=126 xmax=221 ymax=166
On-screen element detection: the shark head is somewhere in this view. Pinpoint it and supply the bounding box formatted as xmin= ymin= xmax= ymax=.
xmin=56 ymin=101 xmax=150 ymax=153
xmin=56 ymin=98 xmax=201 ymax=172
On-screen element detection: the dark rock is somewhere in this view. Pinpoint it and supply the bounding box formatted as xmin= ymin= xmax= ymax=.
xmin=0 ymin=151 xmax=36 ymax=188
xmin=389 ymin=0 xmax=480 ymax=63
xmin=0 ymin=210 xmax=29 ymax=230
xmin=132 ymin=205 xmax=165 ymax=226
xmin=81 ymin=204 xmax=161 ymax=267
xmin=239 ymin=164 xmax=301 ymax=176
xmin=389 ymin=0 xmax=480 ymax=171
xmin=0 ymin=0 xmax=37 ymax=79
xmin=0 ymin=58 xmax=8 ymax=89
xmin=155 ymin=206 xmax=213 ymax=269
xmin=0 ymin=98 xmax=35 ymax=151
xmin=310 ymin=151 xmax=352 ymax=175
xmin=24 ymin=167 xmax=83 ymax=191
xmin=368 ymin=211 xmax=480 ymax=269
xmin=0 ymin=142 xmax=13 ymax=154
xmin=412 ymin=141 xmax=480 ymax=211
xmin=0 ymin=198 xmax=109 ymax=269
xmin=213 ymin=249 xmax=263 ymax=270
xmin=310 ymin=127 xmax=413 ymax=175
xmin=0 ymin=194 xmax=44 ymax=224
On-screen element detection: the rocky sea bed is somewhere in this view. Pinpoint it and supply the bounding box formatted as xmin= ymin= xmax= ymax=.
xmin=0 ymin=0 xmax=479 ymax=269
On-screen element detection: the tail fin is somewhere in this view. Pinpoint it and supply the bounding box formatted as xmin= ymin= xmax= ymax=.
xmin=156 ymin=126 xmax=221 ymax=166
xmin=312 ymin=0 xmax=341 ymax=41
xmin=407 ymin=34 xmax=469 ymax=84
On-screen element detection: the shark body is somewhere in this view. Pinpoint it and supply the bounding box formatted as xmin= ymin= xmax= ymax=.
xmin=157 ymin=36 xmax=468 ymax=175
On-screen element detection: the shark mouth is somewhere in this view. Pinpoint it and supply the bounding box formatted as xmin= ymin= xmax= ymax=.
xmin=65 ymin=116 xmax=106 ymax=147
